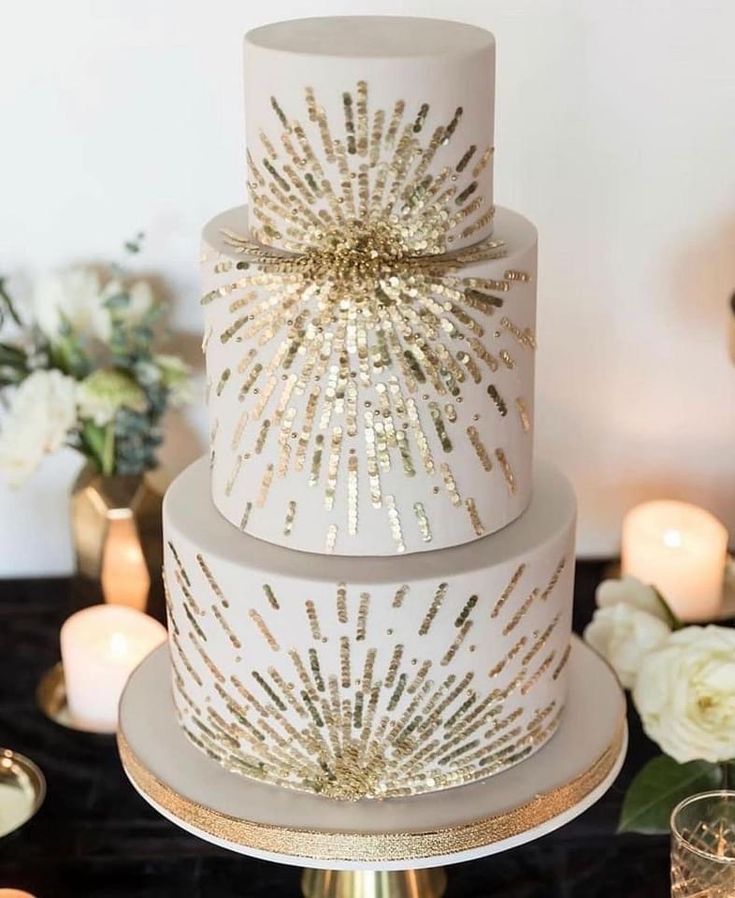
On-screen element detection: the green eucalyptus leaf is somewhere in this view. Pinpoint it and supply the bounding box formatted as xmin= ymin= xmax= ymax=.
xmin=0 ymin=342 xmax=28 ymax=368
xmin=105 ymin=291 xmax=131 ymax=310
xmin=49 ymin=334 xmax=91 ymax=379
xmin=124 ymin=232 xmax=145 ymax=255
xmin=651 ymin=585 xmax=683 ymax=630
xmin=619 ymin=755 xmax=723 ymax=835
xmin=101 ymin=422 xmax=115 ymax=475
xmin=80 ymin=421 xmax=106 ymax=473
xmin=0 ymin=277 xmax=23 ymax=328
xmin=0 ymin=370 xmax=26 ymax=387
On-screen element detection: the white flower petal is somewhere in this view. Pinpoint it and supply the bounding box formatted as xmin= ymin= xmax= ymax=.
xmin=584 ymin=604 xmax=670 ymax=689
xmin=633 ymin=625 xmax=735 ymax=763
xmin=596 ymin=575 xmax=671 ymax=623
xmin=32 ymin=268 xmax=103 ymax=341
xmin=0 ymin=370 xmax=78 ymax=484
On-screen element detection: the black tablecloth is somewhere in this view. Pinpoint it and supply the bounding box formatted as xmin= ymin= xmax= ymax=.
xmin=0 ymin=563 xmax=670 ymax=897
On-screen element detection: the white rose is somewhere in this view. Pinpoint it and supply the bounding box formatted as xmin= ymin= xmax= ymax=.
xmin=0 ymin=370 xmax=78 ymax=484
xmin=633 ymin=626 xmax=735 ymax=764
xmin=596 ymin=575 xmax=671 ymax=623
xmin=584 ymin=603 xmax=671 ymax=689
xmin=32 ymin=268 xmax=109 ymax=342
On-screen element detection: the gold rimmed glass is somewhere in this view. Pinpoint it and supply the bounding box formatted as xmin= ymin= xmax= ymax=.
xmin=671 ymin=791 xmax=735 ymax=897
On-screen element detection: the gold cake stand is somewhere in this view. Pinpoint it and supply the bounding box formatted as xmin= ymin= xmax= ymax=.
xmin=118 ymin=637 xmax=627 ymax=897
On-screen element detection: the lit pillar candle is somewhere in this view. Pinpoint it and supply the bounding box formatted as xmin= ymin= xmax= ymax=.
xmin=60 ymin=605 xmax=166 ymax=733
xmin=0 ymin=891 xmax=38 ymax=897
xmin=622 ymin=500 xmax=729 ymax=622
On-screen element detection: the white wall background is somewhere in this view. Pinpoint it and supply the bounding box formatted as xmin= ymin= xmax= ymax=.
xmin=1 ymin=0 xmax=733 ymax=574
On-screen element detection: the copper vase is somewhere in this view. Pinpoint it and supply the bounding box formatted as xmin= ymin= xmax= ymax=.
xmin=70 ymin=467 xmax=163 ymax=617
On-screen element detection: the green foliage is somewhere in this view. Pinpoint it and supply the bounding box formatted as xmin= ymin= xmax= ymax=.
xmin=0 ymin=277 xmax=22 ymax=329
xmin=652 ymin=585 xmax=684 ymax=631
xmin=48 ymin=326 xmax=92 ymax=380
xmin=0 ymin=341 xmax=28 ymax=387
xmin=619 ymin=755 xmax=723 ymax=834
xmin=124 ymin=231 xmax=145 ymax=255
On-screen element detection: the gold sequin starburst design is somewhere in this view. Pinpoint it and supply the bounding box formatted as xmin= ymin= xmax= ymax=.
xmin=203 ymin=83 xmax=536 ymax=550
xmin=167 ymin=545 xmax=570 ymax=800
xmin=246 ymin=81 xmax=494 ymax=252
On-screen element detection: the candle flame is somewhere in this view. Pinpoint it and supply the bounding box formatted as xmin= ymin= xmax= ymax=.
xmin=662 ymin=528 xmax=683 ymax=549
xmin=109 ymin=632 xmax=129 ymax=658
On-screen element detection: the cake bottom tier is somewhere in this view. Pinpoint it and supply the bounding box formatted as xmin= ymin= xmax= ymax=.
xmin=163 ymin=457 xmax=576 ymax=800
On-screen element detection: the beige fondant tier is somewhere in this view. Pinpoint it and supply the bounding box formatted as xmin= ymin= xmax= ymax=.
xmin=244 ymin=17 xmax=496 ymax=252
xmin=202 ymin=205 xmax=537 ymax=556
xmin=163 ymin=457 xmax=576 ymax=800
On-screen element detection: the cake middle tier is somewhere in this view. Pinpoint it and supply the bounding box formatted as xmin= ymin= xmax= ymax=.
xmin=203 ymin=205 xmax=537 ymax=556
xmin=164 ymin=457 xmax=576 ymax=800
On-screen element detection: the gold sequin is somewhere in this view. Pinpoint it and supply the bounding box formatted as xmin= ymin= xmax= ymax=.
xmin=419 ymin=582 xmax=448 ymax=636
xmin=552 ymin=645 xmax=572 ymax=680
xmin=491 ymin=567 xmax=526 ymax=623
xmin=499 ymin=349 xmax=515 ymax=370
xmin=283 ymin=501 xmax=297 ymax=537
xmin=324 ymin=427 xmax=343 ymax=511
xmin=385 ymin=494 xmax=405 ymax=553
xmin=249 ymin=609 xmax=280 ymax=652
xmin=541 ymin=557 xmax=567 ymax=601
xmin=495 ymin=448 xmax=516 ymax=494
xmin=515 ymin=398 xmax=531 ymax=433
xmin=464 ymin=498 xmax=486 ymax=536
xmin=347 ymin=453 xmax=358 ymax=536
xmin=487 ymin=384 xmax=507 ymax=416
xmin=441 ymin=621 xmax=473 ymax=666
xmin=488 ymin=636 xmax=528 ymax=678
xmin=503 ymin=589 xmax=539 ymax=636
xmin=504 ymin=269 xmax=531 ymax=283
xmin=305 ymin=600 xmax=323 ymax=642
xmin=521 ymin=651 xmax=557 ymax=695
xmin=263 ymin=585 xmax=280 ymax=611
xmin=439 ymin=463 xmax=461 ymax=506
xmin=413 ymin=502 xmax=432 ymax=542
xmin=501 ymin=316 xmax=536 ymax=350
xmin=392 ymin=585 xmax=410 ymax=609
xmin=325 ymin=524 xmax=338 ymax=553
xmin=356 ymin=592 xmax=370 ymax=642
xmin=466 ymin=426 xmax=493 ymax=471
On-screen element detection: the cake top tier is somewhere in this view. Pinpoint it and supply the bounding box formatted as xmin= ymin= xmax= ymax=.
xmin=243 ymin=16 xmax=496 ymax=253
xmin=245 ymin=16 xmax=494 ymax=58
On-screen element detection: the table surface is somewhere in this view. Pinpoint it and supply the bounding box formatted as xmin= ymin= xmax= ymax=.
xmin=0 ymin=563 xmax=671 ymax=897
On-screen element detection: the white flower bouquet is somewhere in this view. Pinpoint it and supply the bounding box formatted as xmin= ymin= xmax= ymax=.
xmin=584 ymin=576 xmax=735 ymax=833
xmin=0 ymin=238 xmax=191 ymax=481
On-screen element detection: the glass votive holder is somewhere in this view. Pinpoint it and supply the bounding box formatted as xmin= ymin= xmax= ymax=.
xmin=671 ymin=791 xmax=735 ymax=897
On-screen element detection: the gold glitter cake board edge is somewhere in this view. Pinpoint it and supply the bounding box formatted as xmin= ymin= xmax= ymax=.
xmin=117 ymin=637 xmax=627 ymax=869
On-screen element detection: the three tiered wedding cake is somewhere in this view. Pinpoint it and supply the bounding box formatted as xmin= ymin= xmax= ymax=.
xmin=163 ymin=16 xmax=577 ymax=800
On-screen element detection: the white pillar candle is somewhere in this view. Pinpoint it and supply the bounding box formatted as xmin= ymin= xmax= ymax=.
xmin=60 ymin=605 xmax=166 ymax=733
xmin=0 ymin=891 xmax=38 ymax=897
xmin=622 ymin=500 xmax=729 ymax=622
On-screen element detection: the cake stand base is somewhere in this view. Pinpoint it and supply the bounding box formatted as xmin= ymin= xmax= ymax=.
xmin=301 ymin=867 xmax=447 ymax=898
xmin=118 ymin=636 xmax=626 ymax=891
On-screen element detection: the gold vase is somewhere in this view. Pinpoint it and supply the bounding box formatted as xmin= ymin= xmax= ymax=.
xmin=70 ymin=467 xmax=163 ymax=616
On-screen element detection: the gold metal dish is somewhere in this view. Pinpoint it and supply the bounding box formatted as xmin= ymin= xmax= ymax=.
xmin=0 ymin=749 xmax=45 ymax=839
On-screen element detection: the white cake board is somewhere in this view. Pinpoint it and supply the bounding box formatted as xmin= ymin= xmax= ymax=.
xmin=118 ymin=636 xmax=626 ymax=872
